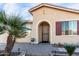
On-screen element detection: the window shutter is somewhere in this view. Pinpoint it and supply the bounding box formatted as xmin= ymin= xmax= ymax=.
xmin=56 ymin=22 xmax=62 ymax=35
xmin=77 ymin=21 xmax=79 ymax=35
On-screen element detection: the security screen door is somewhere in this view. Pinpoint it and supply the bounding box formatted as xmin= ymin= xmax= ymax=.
xmin=39 ymin=22 xmax=49 ymax=43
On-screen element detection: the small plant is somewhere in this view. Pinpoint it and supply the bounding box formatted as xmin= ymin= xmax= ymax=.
xmin=58 ymin=43 xmax=64 ymax=47
xmin=18 ymin=48 xmax=20 ymax=52
xmin=31 ymin=38 xmax=36 ymax=42
xmin=53 ymin=43 xmax=57 ymax=47
xmin=64 ymin=44 xmax=76 ymax=56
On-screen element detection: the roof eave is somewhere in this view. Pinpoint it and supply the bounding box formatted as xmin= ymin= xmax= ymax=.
xmin=29 ymin=3 xmax=79 ymax=14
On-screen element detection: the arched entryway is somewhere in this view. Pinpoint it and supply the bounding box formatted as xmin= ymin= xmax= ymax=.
xmin=38 ymin=21 xmax=50 ymax=43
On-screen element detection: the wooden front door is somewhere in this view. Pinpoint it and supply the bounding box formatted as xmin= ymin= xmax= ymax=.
xmin=39 ymin=22 xmax=49 ymax=43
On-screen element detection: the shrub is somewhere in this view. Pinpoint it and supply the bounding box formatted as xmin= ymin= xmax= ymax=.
xmin=64 ymin=44 xmax=76 ymax=56
xmin=31 ymin=38 xmax=36 ymax=42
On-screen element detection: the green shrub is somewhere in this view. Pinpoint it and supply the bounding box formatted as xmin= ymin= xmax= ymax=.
xmin=64 ymin=44 xmax=76 ymax=56
xmin=31 ymin=38 xmax=36 ymax=42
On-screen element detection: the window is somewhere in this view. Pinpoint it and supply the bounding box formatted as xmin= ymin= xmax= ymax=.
xmin=61 ymin=21 xmax=69 ymax=35
xmin=56 ymin=21 xmax=77 ymax=35
xmin=69 ymin=21 xmax=77 ymax=35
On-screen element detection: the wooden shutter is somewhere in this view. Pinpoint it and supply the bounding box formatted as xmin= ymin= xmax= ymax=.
xmin=77 ymin=21 xmax=79 ymax=35
xmin=56 ymin=22 xmax=62 ymax=35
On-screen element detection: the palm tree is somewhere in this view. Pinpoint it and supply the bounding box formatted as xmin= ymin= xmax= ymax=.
xmin=0 ymin=11 xmax=30 ymax=55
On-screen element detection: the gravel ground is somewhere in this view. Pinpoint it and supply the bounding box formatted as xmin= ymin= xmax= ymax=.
xmin=0 ymin=43 xmax=79 ymax=56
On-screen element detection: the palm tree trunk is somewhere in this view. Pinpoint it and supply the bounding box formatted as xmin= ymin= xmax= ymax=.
xmin=10 ymin=37 xmax=16 ymax=52
xmin=4 ymin=33 xmax=13 ymax=56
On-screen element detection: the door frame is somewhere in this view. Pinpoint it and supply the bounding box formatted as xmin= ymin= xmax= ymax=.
xmin=38 ymin=21 xmax=50 ymax=43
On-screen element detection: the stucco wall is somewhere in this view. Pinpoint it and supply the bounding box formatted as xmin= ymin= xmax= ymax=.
xmin=31 ymin=6 xmax=79 ymax=44
xmin=0 ymin=33 xmax=8 ymax=43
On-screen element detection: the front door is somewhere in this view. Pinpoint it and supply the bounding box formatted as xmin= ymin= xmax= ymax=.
xmin=39 ymin=22 xmax=49 ymax=43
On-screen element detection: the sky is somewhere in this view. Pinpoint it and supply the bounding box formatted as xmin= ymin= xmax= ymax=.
xmin=0 ymin=3 xmax=79 ymax=20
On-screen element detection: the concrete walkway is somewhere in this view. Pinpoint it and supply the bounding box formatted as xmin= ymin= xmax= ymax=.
xmin=12 ymin=43 xmax=58 ymax=56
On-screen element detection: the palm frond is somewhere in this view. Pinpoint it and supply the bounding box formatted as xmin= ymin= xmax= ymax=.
xmin=7 ymin=15 xmax=30 ymax=38
xmin=0 ymin=11 xmax=7 ymax=24
xmin=0 ymin=11 xmax=7 ymax=34
xmin=0 ymin=26 xmax=5 ymax=34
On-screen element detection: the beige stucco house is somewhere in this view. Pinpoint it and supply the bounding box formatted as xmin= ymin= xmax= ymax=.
xmin=29 ymin=3 xmax=79 ymax=44
xmin=1 ymin=3 xmax=79 ymax=45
